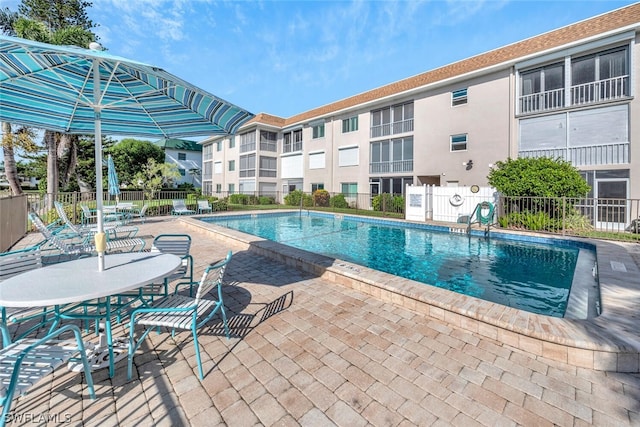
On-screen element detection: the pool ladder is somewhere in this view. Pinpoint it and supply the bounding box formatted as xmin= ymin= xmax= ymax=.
xmin=467 ymin=202 xmax=495 ymax=237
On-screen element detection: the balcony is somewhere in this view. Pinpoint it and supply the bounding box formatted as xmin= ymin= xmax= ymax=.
xmin=369 ymin=160 xmax=414 ymax=174
xmin=571 ymin=75 xmax=629 ymax=106
xmin=519 ymin=141 xmax=629 ymax=166
xmin=370 ymin=118 xmax=414 ymax=138
xmin=240 ymin=142 xmax=256 ymax=153
xmin=518 ymin=75 xmax=630 ymax=115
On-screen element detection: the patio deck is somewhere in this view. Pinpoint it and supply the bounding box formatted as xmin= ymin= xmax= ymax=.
xmin=4 ymin=216 xmax=640 ymax=426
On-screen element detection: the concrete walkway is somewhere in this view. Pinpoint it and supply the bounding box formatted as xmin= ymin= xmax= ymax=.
xmin=5 ymin=217 xmax=640 ymax=426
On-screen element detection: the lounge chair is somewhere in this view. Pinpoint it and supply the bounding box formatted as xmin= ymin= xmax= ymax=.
xmin=171 ymin=199 xmax=195 ymax=215
xmin=55 ymin=201 xmax=138 ymax=239
xmin=197 ymin=200 xmax=212 ymax=214
xmin=29 ymin=212 xmax=145 ymax=256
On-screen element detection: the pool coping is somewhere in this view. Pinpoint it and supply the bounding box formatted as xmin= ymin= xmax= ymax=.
xmin=179 ymin=212 xmax=640 ymax=373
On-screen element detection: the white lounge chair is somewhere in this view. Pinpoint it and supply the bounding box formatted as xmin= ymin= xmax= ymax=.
xmin=197 ymin=200 xmax=212 ymax=214
xmin=171 ymin=199 xmax=195 ymax=215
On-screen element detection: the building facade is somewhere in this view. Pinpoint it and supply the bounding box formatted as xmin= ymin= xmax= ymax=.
xmin=155 ymin=138 xmax=203 ymax=187
xmin=201 ymin=4 xmax=640 ymax=222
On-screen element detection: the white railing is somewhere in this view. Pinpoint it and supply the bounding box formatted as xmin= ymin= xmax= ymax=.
xmin=370 ymin=118 xmax=414 ymax=138
xmin=571 ymin=75 xmax=629 ymax=106
xmin=369 ymin=160 xmax=414 ymax=174
xmin=519 ymin=142 xmax=629 ymax=166
xmin=240 ymin=142 xmax=256 ymax=153
xmin=518 ymin=76 xmax=630 ymax=115
xmin=519 ymin=88 xmax=565 ymax=114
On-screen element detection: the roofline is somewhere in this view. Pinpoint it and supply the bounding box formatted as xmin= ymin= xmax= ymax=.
xmin=250 ymin=3 xmax=640 ymax=129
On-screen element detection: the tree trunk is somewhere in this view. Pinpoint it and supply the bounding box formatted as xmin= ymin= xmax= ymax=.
xmin=45 ymin=130 xmax=58 ymax=210
xmin=1 ymin=122 xmax=24 ymax=196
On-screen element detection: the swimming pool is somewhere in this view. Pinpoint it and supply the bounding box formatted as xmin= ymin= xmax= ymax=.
xmin=201 ymin=212 xmax=597 ymax=318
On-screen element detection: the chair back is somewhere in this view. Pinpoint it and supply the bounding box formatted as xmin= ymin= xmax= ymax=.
xmin=54 ymin=201 xmax=81 ymax=234
xmin=172 ymin=200 xmax=186 ymax=210
xmin=139 ymin=204 xmax=149 ymax=215
xmin=195 ymin=251 xmax=232 ymax=304
xmin=197 ymin=200 xmax=211 ymax=210
xmin=28 ymin=212 xmax=88 ymax=255
xmin=0 ymin=249 xmax=42 ymax=281
xmin=151 ymin=234 xmax=192 ymax=279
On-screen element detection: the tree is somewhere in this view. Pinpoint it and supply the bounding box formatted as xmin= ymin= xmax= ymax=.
xmin=487 ymin=157 xmax=590 ymax=198
xmin=1 ymin=123 xmax=37 ymax=195
xmin=108 ymin=139 xmax=165 ymax=187
xmin=134 ymin=159 xmax=180 ymax=202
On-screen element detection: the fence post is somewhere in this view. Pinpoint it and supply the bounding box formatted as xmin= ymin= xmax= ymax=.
xmin=562 ymin=197 xmax=566 ymax=236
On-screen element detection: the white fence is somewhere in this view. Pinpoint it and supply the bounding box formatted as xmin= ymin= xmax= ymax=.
xmin=405 ymin=184 xmax=498 ymax=223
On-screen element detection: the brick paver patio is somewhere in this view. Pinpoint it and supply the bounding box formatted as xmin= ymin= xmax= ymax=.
xmin=5 ymin=217 xmax=640 ymax=426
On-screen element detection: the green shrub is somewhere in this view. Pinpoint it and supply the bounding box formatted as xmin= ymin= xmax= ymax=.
xmin=371 ymin=193 xmax=405 ymax=213
xmin=258 ymin=196 xmax=275 ymax=205
xmin=229 ymin=194 xmax=249 ymax=204
xmin=329 ymin=194 xmax=349 ymax=209
xmin=284 ymin=190 xmax=313 ymax=207
xmin=313 ymin=189 xmax=330 ymax=207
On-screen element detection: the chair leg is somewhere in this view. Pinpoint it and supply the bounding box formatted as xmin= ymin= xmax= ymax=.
xmin=192 ymin=327 xmax=204 ymax=380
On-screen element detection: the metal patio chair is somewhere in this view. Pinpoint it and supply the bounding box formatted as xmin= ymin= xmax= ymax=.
xmin=0 ymin=324 xmax=95 ymax=425
xmin=127 ymin=251 xmax=232 ymax=380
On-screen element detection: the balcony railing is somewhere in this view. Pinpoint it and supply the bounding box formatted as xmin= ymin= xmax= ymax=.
xmin=260 ymin=141 xmax=277 ymax=152
xmin=519 ymin=141 xmax=629 ymax=166
xmin=369 ymin=160 xmax=414 ymax=174
xmin=370 ymin=118 xmax=414 ymax=138
xmin=519 ymin=88 xmax=565 ymax=114
xmin=518 ymin=75 xmax=630 ymax=115
xmin=239 ymin=142 xmax=256 ymax=153
xmin=571 ymin=75 xmax=629 ymax=106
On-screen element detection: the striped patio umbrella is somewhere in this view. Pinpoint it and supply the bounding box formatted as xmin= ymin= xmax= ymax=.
xmin=106 ymin=155 xmax=120 ymax=204
xmin=0 ymin=35 xmax=254 ymax=271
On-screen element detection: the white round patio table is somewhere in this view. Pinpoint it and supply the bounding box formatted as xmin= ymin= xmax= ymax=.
xmin=0 ymin=252 xmax=181 ymax=307
xmin=0 ymin=252 xmax=182 ymax=376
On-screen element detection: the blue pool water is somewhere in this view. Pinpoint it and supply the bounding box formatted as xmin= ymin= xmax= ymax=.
xmin=201 ymin=212 xmax=595 ymax=317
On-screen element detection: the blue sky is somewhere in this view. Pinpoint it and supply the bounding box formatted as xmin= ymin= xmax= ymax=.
xmin=6 ymin=0 xmax=635 ymax=119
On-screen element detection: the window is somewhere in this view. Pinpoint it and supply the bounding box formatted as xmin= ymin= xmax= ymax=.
xmin=370 ymin=137 xmax=413 ymax=173
xmin=520 ymin=62 xmax=564 ymax=113
xmin=259 ymin=156 xmax=277 ymax=177
xmin=451 ymin=134 xmax=467 ymax=151
xmin=572 ymin=47 xmax=629 ymax=102
xmin=239 ymin=131 xmax=256 ymax=153
xmin=178 ymin=168 xmax=186 ymax=176
xmin=338 ymin=146 xmax=359 ymax=167
xmin=260 ymin=130 xmax=277 ymax=151
xmin=312 ymin=183 xmax=324 ymax=192
xmin=451 ymin=89 xmax=468 ymax=106
xmin=216 ymin=184 xmax=221 ymax=193
xmin=341 ymin=183 xmax=357 ymax=195
xmin=203 ymin=162 xmax=212 ymax=179
xmin=203 ymin=144 xmax=213 ymax=160
xmin=228 ymin=160 xmax=235 ymax=171
xmin=228 ymin=183 xmax=235 ymax=193
xmin=370 ymin=102 xmax=413 ymax=137
xmin=229 ymin=137 xmax=235 ymax=149
xmin=215 ymin=142 xmax=222 ymax=152
xmin=214 ymin=161 xmax=222 ymax=174
xmin=178 ymin=152 xmax=187 ymax=160
xmin=309 ymin=151 xmax=325 ymax=169
xmin=312 ymin=123 xmax=325 ymax=139
xmin=239 ymin=153 xmax=256 ymax=177
xmin=283 ymin=129 xmax=302 ymax=153
xmin=342 ymin=116 xmax=358 ymax=133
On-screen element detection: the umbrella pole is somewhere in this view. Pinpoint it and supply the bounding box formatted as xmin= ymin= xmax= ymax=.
xmin=93 ymin=60 xmax=106 ymax=271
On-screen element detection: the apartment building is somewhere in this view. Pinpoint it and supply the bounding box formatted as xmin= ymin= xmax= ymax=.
xmin=201 ymin=4 xmax=640 ymax=221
